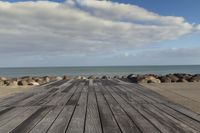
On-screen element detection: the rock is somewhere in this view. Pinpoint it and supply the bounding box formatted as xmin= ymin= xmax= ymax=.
xmin=159 ymin=76 xmax=171 ymax=83
xmin=4 ymin=80 xmax=18 ymax=86
xmin=21 ymin=76 xmax=32 ymax=79
xmin=177 ymin=78 xmax=188 ymax=83
xmin=166 ymin=74 xmax=179 ymax=82
xmin=28 ymin=81 xmax=40 ymax=86
xmin=189 ymin=75 xmax=200 ymax=82
xmin=137 ymin=75 xmax=161 ymax=83
xmin=43 ymin=76 xmax=50 ymax=82
xmin=75 ymin=76 xmax=87 ymax=80
xmin=137 ymin=78 xmax=148 ymax=83
xmin=0 ymin=80 xmax=5 ymax=86
xmin=88 ymin=75 xmax=96 ymax=79
xmin=54 ymin=76 xmax=62 ymax=80
xmin=127 ymin=74 xmax=137 ymax=82
xmin=121 ymin=76 xmax=127 ymax=79
xmin=35 ymin=78 xmax=45 ymax=84
xmin=18 ymin=80 xmax=28 ymax=86
xmin=113 ymin=75 xmax=120 ymax=79
xmin=102 ymin=75 xmax=108 ymax=79
xmin=0 ymin=77 xmax=7 ymax=81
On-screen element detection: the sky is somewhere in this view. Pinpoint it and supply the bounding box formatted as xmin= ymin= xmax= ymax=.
xmin=0 ymin=0 xmax=200 ymax=67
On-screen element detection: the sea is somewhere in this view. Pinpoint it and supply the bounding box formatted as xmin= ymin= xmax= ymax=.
xmin=0 ymin=65 xmax=200 ymax=77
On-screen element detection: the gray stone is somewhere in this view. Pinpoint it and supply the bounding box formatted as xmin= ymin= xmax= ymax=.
xmin=166 ymin=74 xmax=179 ymax=82
xmin=28 ymin=81 xmax=40 ymax=86
xmin=18 ymin=80 xmax=28 ymax=86
xmin=137 ymin=76 xmax=161 ymax=84
xmin=102 ymin=75 xmax=108 ymax=79
xmin=88 ymin=75 xmax=96 ymax=79
xmin=159 ymin=76 xmax=171 ymax=83
xmin=4 ymin=80 xmax=18 ymax=86
xmin=177 ymin=78 xmax=188 ymax=83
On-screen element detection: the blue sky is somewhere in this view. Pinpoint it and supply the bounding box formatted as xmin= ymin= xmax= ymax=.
xmin=0 ymin=0 xmax=200 ymax=67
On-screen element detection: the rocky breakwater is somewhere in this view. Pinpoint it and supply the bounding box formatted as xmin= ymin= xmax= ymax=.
xmin=127 ymin=73 xmax=200 ymax=83
xmin=0 ymin=76 xmax=69 ymax=86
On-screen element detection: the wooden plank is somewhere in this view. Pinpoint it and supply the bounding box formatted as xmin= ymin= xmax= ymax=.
xmin=105 ymin=85 xmax=160 ymax=133
xmin=55 ymin=87 xmax=78 ymax=106
xmin=111 ymin=84 xmax=186 ymax=133
xmin=15 ymin=85 xmax=61 ymax=106
xmin=66 ymin=85 xmax=88 ymax=133
xmin=47 ymin=106 xmax=75 ymax=133
xmin=0 ymin=106 xmax=40 ymax=133
xmin=125 ymin=83 xmax=200 ymax=122
xmin=0 ymin=93 xmax=34 ymax=106
xmin=0 ymin=107 xmax=14 ymax=116
xmin=154 ymin=103 xmax=200 ymax=132
xmin=10 ymin=106 xmax=52 ymax=133
xmin=143 ymin=104 xmax=198 ymax=133
xmin=0 ymin=107 xmax=30 ymax=127
xmin=46 ymin=81 xmax=79 ymax=106
xmin=99 ymin=83 xmax=141 ymax=133
xmin=29 ymin=106 xmax=63 ymax=133
xmin=110 ymin=83 xmax=200 ymax=133
xmin=118 ymin=84 xmax=158 ymax=104
xmin=94 ymin=83 xmax=121 ymax=133
xmin=85 ymin=80 xmax=102 ymax=133
xmin=47 ymin=82 xmax=83 ymax=133
xmin=114 ymin=86 xmax=148 ymax=104
xmin=114 ymin=81 xmax=200 ymax=132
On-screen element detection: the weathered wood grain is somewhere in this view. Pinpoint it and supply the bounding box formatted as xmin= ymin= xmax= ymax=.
xmin=85 ymin=80 xmax=102 ymax=133
xmin=0 ymin=79 xmax=199 ymax=133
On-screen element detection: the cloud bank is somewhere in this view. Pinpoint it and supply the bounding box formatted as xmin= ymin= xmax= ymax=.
xmin=0 ymin=0 xmax=199 ymax=55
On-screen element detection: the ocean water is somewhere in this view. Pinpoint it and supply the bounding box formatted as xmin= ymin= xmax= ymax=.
xmin=0 ymin=65 xmax=200 ymax=77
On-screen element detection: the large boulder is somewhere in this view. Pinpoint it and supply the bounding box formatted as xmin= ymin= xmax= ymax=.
xmin=0 ymin=77 xmax=7 ymax=81
xmin=43 ymin=76 xmax=50 ymax=82
xmin=113 ymin=75 xmax=120 ymax=79
xmin=137 ymin=75 xmax=161 ymax=83
xmin=189 ymin=75 xmax=200 ymax=82
xmin=75 ymin=76 xmax=87 ymax=80
xmin=166 ymin=74 xmax=179 ymax=82
xmin=35 ymin=79 xmax=45 ymax=84
xmin=18 ymin=80 xmax=29 ymax=86
xmin=121 ymin=75 xmax=127 ymax=79
xmin=127 ymin=74 xmax=137 ymax=83
xmin=28 ymin=81 xmax=40 ymax=86
xmin=62 ymin=76 xmax=70 ymax=80
xmin=54 ymin=76 xmax=62 ymax=80
xmin=88 ymin=75 xmax=96 ymax=79
xmin=102 ymin=75 xmax=109 ymax=79
xmin=159 ymin=76 xmax=171 ymax=83
xmin=4 ymin=80 xmax=18 ymax=86
xmin=177 ymin=78 xmax=188 ymax=83
xmin=0 ymin=80 xmax=5 ymax=86
xmin=101 ymin=76 xmax=106 ymax=79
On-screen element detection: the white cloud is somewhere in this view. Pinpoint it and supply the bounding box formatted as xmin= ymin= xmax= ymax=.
xmin=0 ymin=0 xmax=199 ymax=55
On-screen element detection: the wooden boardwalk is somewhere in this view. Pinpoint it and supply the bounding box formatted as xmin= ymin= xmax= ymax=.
xmin=0 ymin=79 xmax=200 ymax=133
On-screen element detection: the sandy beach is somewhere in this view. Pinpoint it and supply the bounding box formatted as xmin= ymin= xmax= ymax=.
xmin=0 ymin=86 xmax=33 ymax=99
xmin=142 ymin=82 xmax=200 ymax=114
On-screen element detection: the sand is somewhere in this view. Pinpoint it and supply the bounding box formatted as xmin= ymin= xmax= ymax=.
xmin=0 ymin=86 xmax=33 ymax=99
xmin=142 ymin=82 xmax=200 ymax=114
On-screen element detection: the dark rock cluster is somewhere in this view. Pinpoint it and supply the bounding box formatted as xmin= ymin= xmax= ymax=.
xmin=126 ymin=73 xmax=200 ymax=83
